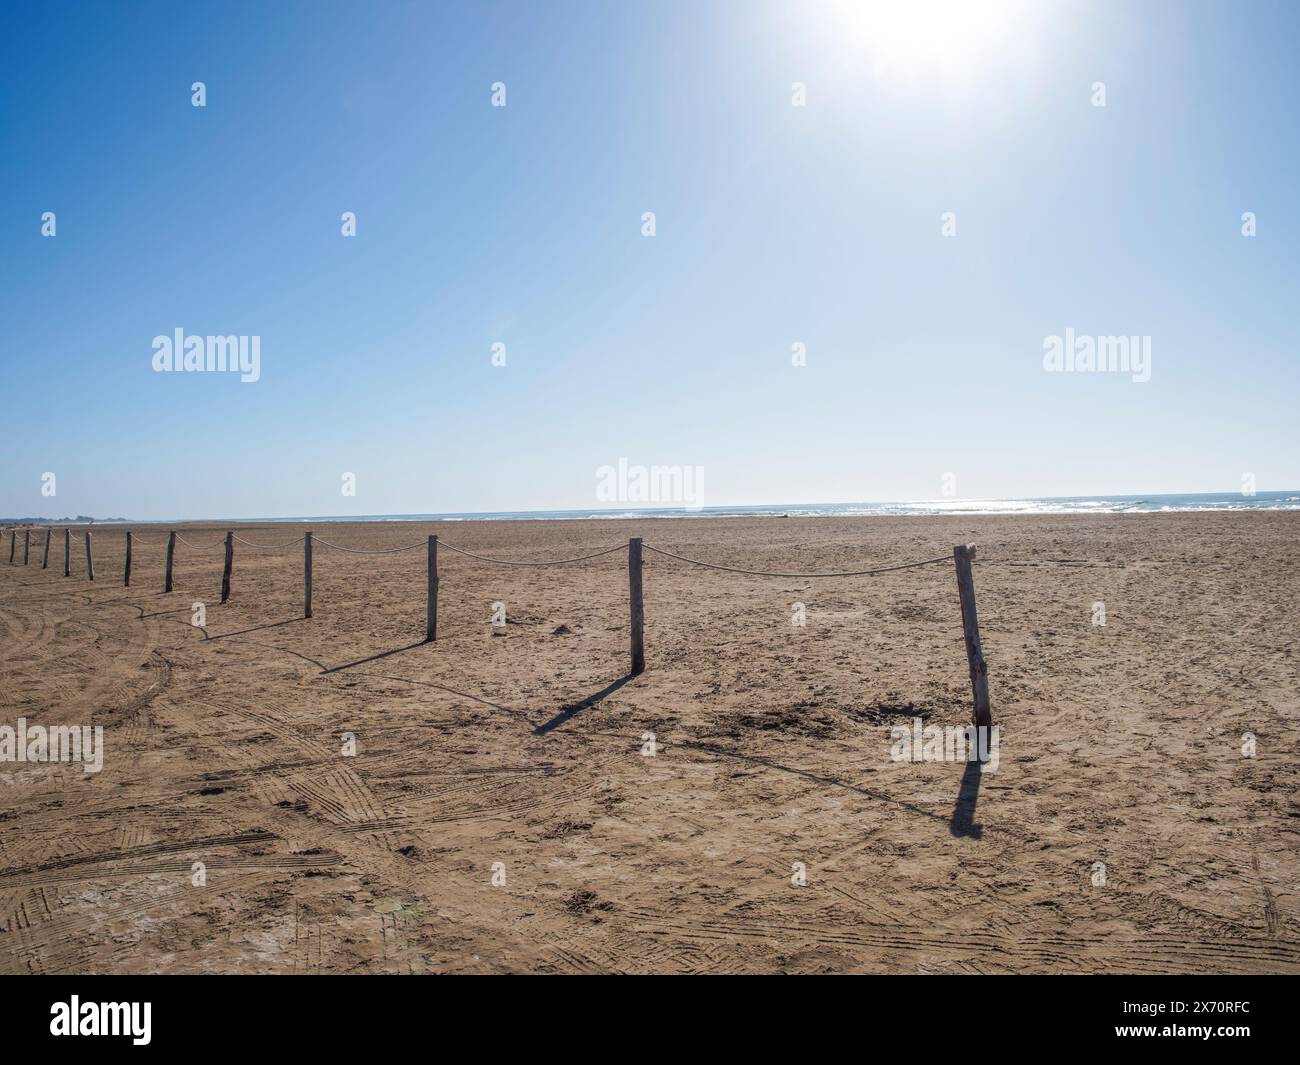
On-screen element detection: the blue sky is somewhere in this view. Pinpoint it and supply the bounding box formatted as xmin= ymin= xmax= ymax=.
xmin=1 ymin=0 xmax=1297 ymax=520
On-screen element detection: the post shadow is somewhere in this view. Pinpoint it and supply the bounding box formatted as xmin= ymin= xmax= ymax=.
xmin=204 ymin=617 xmax=307 ymax=641
xmin=533 ymin=674 xmax=635 ymax=735
xmin=137 ymin=605 xmax=200 ymax=620
xmin=679 ymin=740 xmax=953 ymax=827
xmin=323 ymin=640 xmax=429 ymax=673
xmin=949 ymin=757 xmax=984 ymax=839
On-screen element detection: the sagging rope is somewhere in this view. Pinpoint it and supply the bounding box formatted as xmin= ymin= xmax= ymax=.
xmin=311 ymin=537 xmax=426 ymax=555
xmin=168 ymin=530 xmax=951 ymax=579
xmin=436 ymin=540 xmax=626 ymax=566
xmin=232 ymin=533 xmax=306 ymax=550
xmin=179 ymin=531 xmax=623 ymax=563
xmin=641 ymin=543 xmax=951 ymax=578
xmin=173 ymin=534 xmax=226 ymax=551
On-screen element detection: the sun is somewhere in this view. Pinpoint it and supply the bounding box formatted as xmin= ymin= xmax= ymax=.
xmin=830 ymin=0 xmax=1026 ymax=80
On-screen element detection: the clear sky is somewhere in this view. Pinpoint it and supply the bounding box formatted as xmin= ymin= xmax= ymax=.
xmin=1 ymin=0 xmax=1297 ymax=520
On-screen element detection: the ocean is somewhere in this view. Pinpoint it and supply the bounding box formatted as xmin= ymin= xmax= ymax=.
xmin=235 ymin=490 xmax=1300 ymax=524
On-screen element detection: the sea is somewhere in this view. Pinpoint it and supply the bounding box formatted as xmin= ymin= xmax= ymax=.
xmin=235 ymin=490 xmax=1300 ymax=523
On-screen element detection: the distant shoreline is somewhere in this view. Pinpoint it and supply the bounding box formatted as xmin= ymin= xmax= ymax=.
xmin=5 ymin=490 xmax=1299 ymax=526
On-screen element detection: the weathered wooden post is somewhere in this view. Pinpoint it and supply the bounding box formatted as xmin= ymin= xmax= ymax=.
xmin=303 ymin=531 xmax=313 ymax=618
xmin=63 ymin=528 xmax=70 ymax=577
xmin=628 ymin=537 xmax=645 ymax=675
xmin=85 ymin=531 xmax=94 ymax=581
xmin=7 ymin=530 xmax=13 ymax=564
xmin=220 ymin=531 xmax=234 ymax=604
xmin=124 ymin=531 xmax=133 ymax=587
xmin=425 ymin=534 xmax=438 ymax=642
xmin=953 ymin=544 xmax=991 ymax=727
xmin=42 ymin=528 xmax=51 ymax=569
xmin=23 ymin=529 xmax=30 ymax=564
xmin=164 ymin=531 xmax=176 ymax=592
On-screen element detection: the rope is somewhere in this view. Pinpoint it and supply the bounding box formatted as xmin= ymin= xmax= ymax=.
xmin=129 ymin=530 xmax=952 ymax=577
xmin=641 ymin=544 xmax=951 ymax=578
xmin=232 ymin=534 xmax=306 ymax=549
xmin=310 ymin=537 xmax=426 ymax=555
xmin=173 ymin=534 xmax=226 ymax=551
xmin=436 ymin=540 xmax=626 ymax=566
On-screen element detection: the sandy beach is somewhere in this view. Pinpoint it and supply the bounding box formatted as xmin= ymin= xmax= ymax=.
xmin=1 ymin=512 xmax=1296 ymax=974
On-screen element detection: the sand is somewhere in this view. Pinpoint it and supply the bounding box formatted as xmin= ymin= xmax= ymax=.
xmin=1 ymin=512 xmax=1296 ymax=974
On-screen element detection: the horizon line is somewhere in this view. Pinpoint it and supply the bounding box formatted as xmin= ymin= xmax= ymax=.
xmin=4 ymin=488 xmax=1299 ymax=525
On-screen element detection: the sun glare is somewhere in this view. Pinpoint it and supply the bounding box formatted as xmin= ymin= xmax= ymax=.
xmin=831 ymin=0 xmax=1026 ymax=80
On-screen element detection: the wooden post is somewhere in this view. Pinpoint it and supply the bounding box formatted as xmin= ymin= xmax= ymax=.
xmin=23 ymin=529 xmax=30 ymax=564
xmin=425 ymin=535 xmax=438 ymax=642
xmin=42 ymin=528 xmax=51 ymax=569
xmin=220 ymin=530 xmax=234 ymax=604
xmin=953 ymin=544 xmax=991 ymax=727
xmin=303 ymin=532 xmax=313 ymax=618
xmin=85 ymin=531 xmax=94 ymax=581
xmin=628 ymin=537 xmax=645 ymax=675
xmin=124 ymin=531 xmax=133 ymax=587
xmin=164 ymin=531 xmax=176 ymax=592
xmin=7 ymin=530 xmax=13 ymax=564
xmin=63 ymin=528 xmax=70 ymax=577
